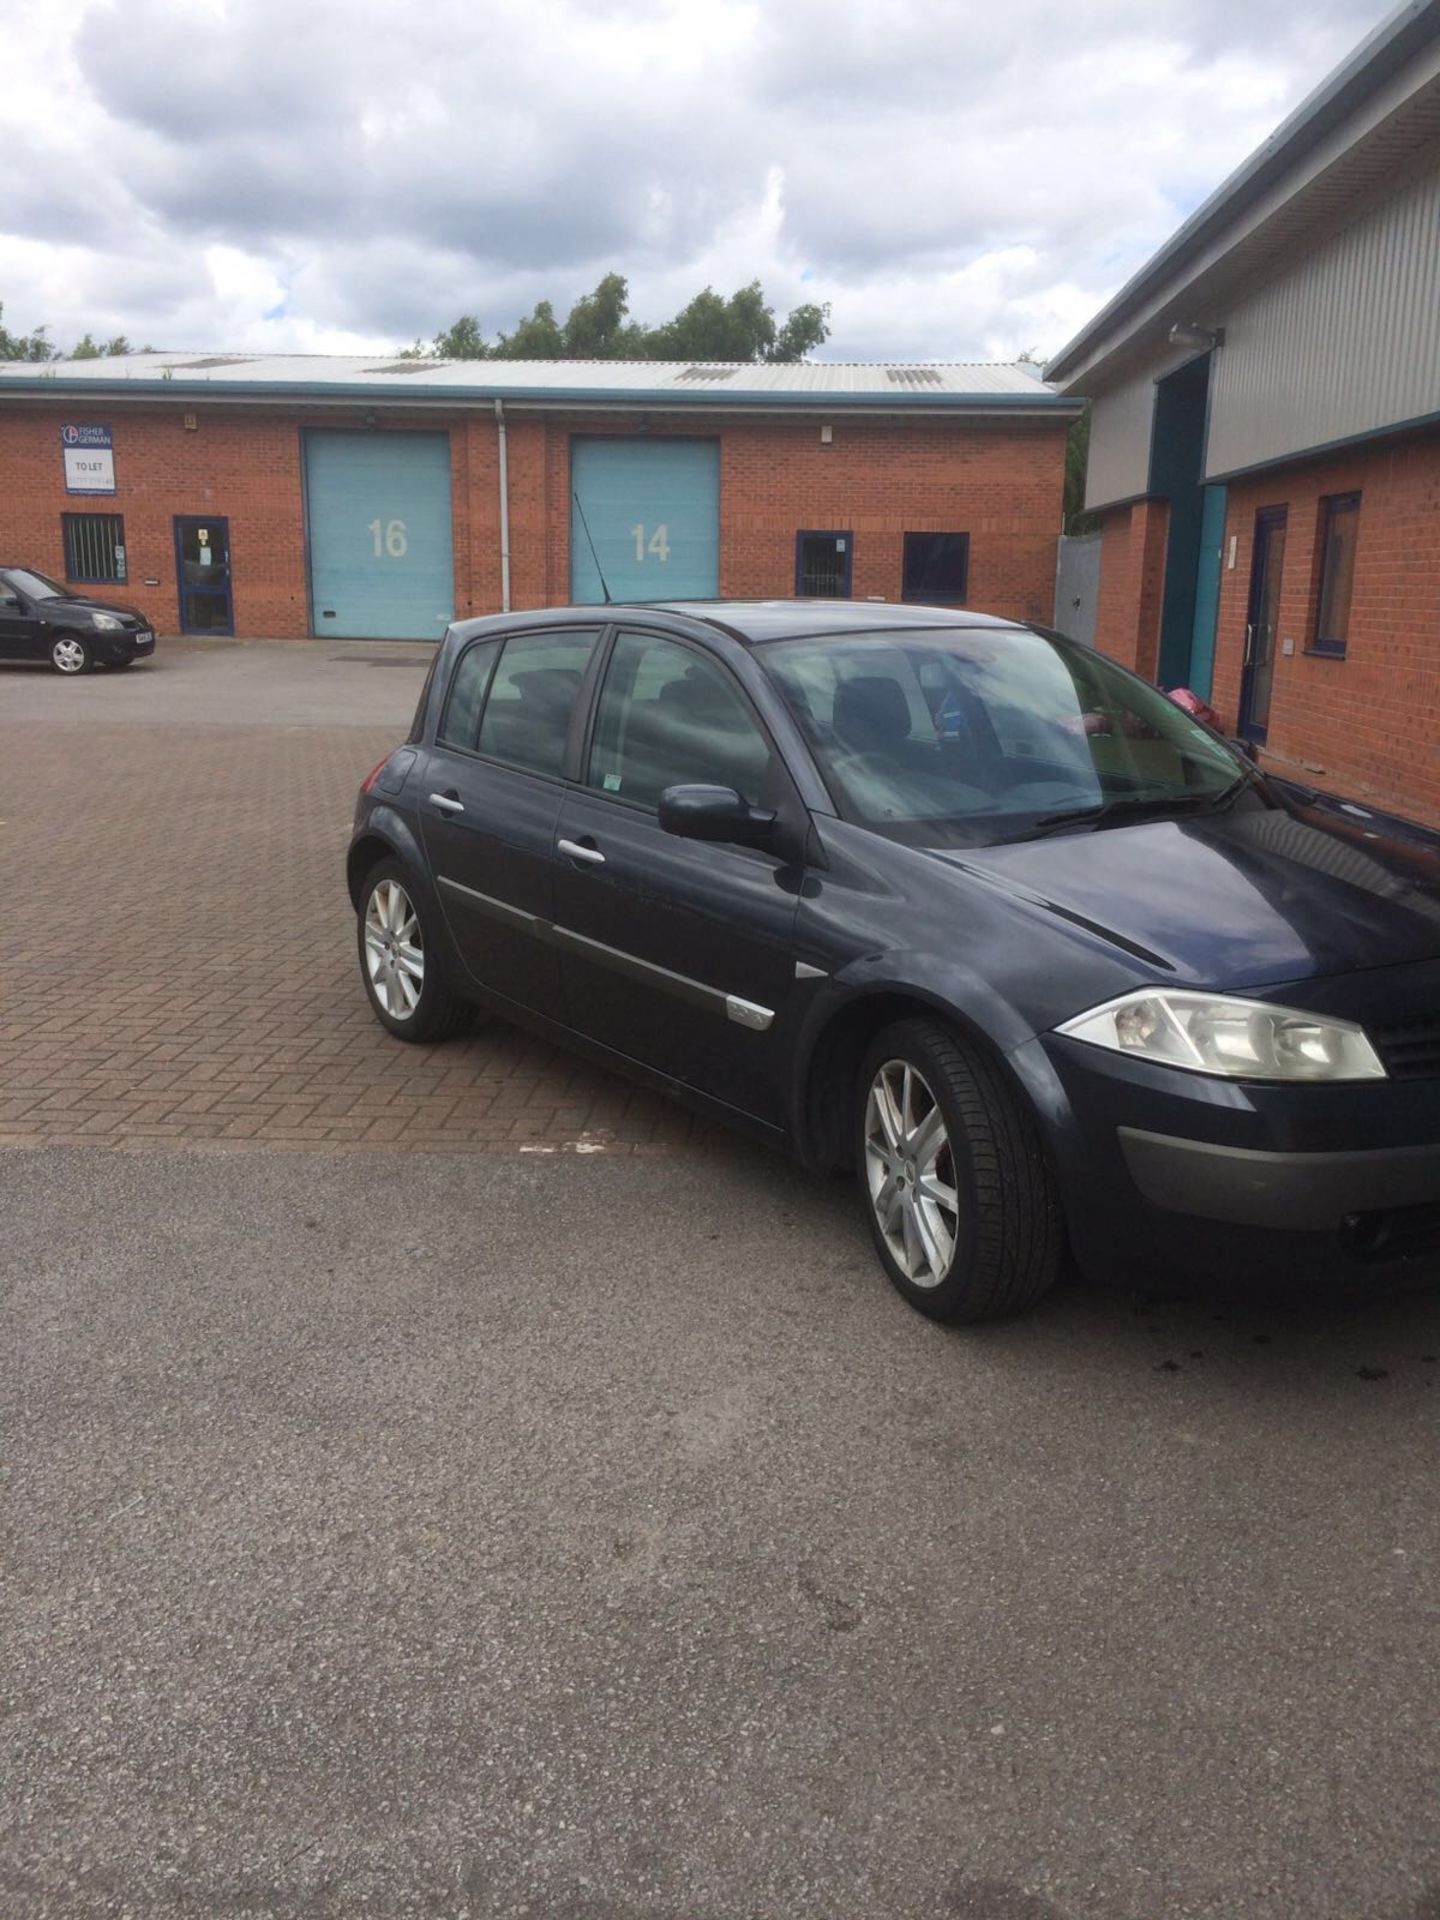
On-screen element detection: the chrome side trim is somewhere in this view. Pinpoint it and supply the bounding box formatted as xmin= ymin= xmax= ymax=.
xmin=436 ymin=873 xmax=539 ymax=936
xmin=437 ymin=874 xmax=777 ymax=1031
xmin=794 ymin=961 xmax=827 ymax=981
xmin=551 ymin=923 xmax=727 ymax=1017
xmin=725 ymin=995 xmax=775 ymax=1032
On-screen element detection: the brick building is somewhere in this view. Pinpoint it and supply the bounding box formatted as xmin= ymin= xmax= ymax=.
xmin=1047 ymin=0 xmax=1440 ymax=826
xmin=0 ymin=357 xmax=1077 ymax=645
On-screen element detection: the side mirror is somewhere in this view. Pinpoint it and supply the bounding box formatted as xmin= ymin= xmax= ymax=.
xmin=658 ymin=783 xmax=776 ymax=849
xmin=1229 ymin=736 xmax=1258 ymax=764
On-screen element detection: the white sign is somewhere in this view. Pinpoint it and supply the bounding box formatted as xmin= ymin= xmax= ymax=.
xmin=63 ymin=446 xmax=116 ymax=494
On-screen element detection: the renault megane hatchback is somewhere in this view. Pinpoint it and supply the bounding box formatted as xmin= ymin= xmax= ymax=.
xmin=347 ymin=601 xmax=1440 ymax=1322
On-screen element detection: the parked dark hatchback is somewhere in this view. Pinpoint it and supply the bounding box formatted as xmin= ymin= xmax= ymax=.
xmin=347 ymin=601 xmax=1440 ymax=1322
xmin=0 ymin=566 xmax=156 ymax=673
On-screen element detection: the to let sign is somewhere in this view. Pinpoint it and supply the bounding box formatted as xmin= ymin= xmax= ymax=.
xmin=62 ymin=423 xmax=115 ymax=495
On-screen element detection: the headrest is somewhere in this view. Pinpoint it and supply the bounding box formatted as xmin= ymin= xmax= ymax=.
xmin=833 ymin=674 xmax=911 ymax=746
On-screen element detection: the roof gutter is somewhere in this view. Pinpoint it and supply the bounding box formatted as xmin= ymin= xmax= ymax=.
xmin=0 ymin=375 xmax=1080 ymax=415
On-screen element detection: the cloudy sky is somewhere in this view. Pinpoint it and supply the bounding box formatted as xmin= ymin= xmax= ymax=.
xmin=4 ymin=0 xmax=1395 ymax=365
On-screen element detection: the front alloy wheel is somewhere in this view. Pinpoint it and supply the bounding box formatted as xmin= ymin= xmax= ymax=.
xmin=356 ymin=860 xmax=471 ymax=1043
xmin=864 ymin=1059 xmax=959 ymax=1288
xmin=856 ymin=1019 xmax=1062 ymax=1323
xmin=51 ymin=634 xmax=92 ymax=675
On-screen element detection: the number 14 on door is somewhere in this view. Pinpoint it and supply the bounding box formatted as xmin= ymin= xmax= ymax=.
xmin=631 ymin=523 xmax=670 ymax=564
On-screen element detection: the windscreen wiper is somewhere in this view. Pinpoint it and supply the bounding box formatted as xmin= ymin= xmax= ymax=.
xmin=1013 ymin=780 xmax=1250 ymax=842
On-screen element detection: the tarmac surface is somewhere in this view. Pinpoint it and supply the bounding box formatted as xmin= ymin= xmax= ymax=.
xmin=4 ymin=640 xmax=1440 ymax=1918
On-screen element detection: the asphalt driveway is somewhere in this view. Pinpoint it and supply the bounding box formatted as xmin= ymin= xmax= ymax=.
xmin=3 ymin=639 xmax=1440 ymax=1919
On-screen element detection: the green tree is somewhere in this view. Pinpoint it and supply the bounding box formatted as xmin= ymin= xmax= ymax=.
xmin=433 ymin=314 xmax=490 ymax=359
xmin=560 ymin=272 xmax=644 ymax=358
xmin=492 ymin=300 xmax=566 ymax=359
xmin=768 ymin=301 xmax=830 ymax=363
xmin=0 ymin=303 xmax=58 ymax=361
xmin=71 ymin=332 xmax=103 ymax=359
xmin=419 ymin=272 xmax=831 ymax=365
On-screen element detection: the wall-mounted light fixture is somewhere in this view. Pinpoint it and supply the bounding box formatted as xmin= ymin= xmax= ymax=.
xmin=1168 ymin=323 xmax=1225 ymax=352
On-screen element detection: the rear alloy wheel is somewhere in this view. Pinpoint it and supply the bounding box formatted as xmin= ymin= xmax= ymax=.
xmin=857 ymin=1018 xmax=1061 ymax=1323
xmin=358 ymin=861 xmax=471 ymax=1043
xmin=50 ymin=633 xmax=93 ymax=675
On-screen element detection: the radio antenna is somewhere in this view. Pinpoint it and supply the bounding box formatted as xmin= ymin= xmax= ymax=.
xmin=572 ymin=492 xmax=613 ymax=605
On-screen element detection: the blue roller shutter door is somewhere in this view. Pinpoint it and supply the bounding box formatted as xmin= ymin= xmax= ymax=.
xmin=305 ymin=430 xmax=455 ymax=639
xmin=571 ymin=438 xmax=719 ymax=603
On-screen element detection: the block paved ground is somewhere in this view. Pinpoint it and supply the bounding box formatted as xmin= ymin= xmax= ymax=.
xmin=1 ymin=637 xmax=725 ymax=1156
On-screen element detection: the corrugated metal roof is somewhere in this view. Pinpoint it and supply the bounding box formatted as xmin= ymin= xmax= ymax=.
xmin=0 ymin=353 xmax=1077 ymax=410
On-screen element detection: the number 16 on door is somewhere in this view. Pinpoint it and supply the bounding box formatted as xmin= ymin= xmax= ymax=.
xmin=368 ymin=518 xmax=409 ymax=559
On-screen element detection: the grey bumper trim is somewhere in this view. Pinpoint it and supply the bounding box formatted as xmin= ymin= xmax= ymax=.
xmin=1119 ymin=1127 xmax=1440 ymax=1230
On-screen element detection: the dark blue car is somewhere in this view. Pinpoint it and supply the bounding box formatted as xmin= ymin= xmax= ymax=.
xmin=347 ymin=601 xmax=1440 ymax=1322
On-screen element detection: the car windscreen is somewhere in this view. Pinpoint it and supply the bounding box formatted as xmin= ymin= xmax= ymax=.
xmin=756 ymin=626 xmax=1257 ymax=848
xmin=4 ymin=568 xmax=68 ymax=599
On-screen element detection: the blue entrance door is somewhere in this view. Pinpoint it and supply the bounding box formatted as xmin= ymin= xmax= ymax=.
xmin=571 ymin=438 xmax=720 ymax=603
xmin=305 ymin=431 xmax=454 ymax=640
xmin=174 ymin=517 xmax=234 ymax=634
xmin=1239 ymin=507 xmax=1287 ymax=745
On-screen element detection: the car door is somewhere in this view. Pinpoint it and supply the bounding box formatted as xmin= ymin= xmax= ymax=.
xmin=551 ymin=627 xmax=805 ymax=1128
xmin=418 ymin=624 xmax=603 ymax=1017
xmin=0 ymin=578 xmax=41 ymax=660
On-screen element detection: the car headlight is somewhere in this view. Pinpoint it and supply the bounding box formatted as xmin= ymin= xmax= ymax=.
xmin=1057 ymin=989 xmax=1386 ymax=1082
xmin=90 ymin=612 xmax=123 ymax=631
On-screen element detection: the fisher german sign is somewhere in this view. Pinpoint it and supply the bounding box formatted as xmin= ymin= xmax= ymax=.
xmin=62 ymin=423 xmax=116 ymax=495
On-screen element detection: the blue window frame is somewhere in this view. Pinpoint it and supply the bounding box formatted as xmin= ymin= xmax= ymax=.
xmin=1311 ymin=493 xmax=1360 ymax=658
xmin=62 ymin=512 xmax=127 ymax=585
xmin=795 ymin=530 xmax=852 ymax=598
xmin=902 ymin=531 xmax=969 ymax=605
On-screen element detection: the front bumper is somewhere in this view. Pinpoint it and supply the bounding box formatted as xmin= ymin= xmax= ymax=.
xmin=1026 ymin=1032 xmax=1440 ymax=1283
xmin=1118 ymin=1127 xmax=1440 ymax=1230
xmin=92 ymin=626 xmax=155 ymax=662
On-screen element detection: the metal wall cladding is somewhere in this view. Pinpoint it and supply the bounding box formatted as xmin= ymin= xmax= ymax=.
xmin=1207 ymin=153 xmax=1440 ymax=480
xmin=1083 ymin=373 xmax=1159 ymax=512
xmin=570 ymin=438 xmax=720 ymax=604
xmin=305 ymin=430 xmax=455 ymax=640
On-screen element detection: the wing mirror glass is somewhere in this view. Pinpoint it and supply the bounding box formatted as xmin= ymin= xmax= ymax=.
xmin=658 ymin=783 xmax=776 ymax=849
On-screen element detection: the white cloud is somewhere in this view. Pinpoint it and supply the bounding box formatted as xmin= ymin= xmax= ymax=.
xmin=0 ymin=0 xmax=1395 ymax=362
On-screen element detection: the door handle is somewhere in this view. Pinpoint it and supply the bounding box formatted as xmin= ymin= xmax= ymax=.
xmin=429 ymin=792 xmax=465 ymax=814
xmin=557 ymin=837 xmax=605 ymax=866
xmin=1243 ymin=622 xmax=1255 ymax=666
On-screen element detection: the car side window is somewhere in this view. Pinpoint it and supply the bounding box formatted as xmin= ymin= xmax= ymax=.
xmin=438 ymin=639 xmax=501 ymax=751
xmin=588 ymin=630 xmax=776 ymax=810
xmin=474 ymin=628 xmax=600 ymax=777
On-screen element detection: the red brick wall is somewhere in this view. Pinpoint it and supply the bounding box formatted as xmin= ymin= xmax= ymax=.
xmin=0 ymin=400 xmax=1068 ymax=640
xmin=1094 ymin=498 xmax=1169 ymax=676
xmin=1209 ymin=433 xmax=1440 ymax=825
xmin=1090 ymin=429 xmax=1440 ymax=827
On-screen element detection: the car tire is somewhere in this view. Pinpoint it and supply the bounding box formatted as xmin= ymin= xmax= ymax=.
xmin=357 ymin=859 xmax=472 ymax=1043
xmin=856 ymin=1018 xmax=1061 ymax=1324
xmin=50 ymin=633 xmax=94 ymax=675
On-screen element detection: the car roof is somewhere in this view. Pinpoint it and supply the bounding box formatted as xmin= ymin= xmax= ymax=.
xmin=638 ymin=600 xmax=1030 ymax=644
xmin=443 ymin=598 xmax=1036 ymax=650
